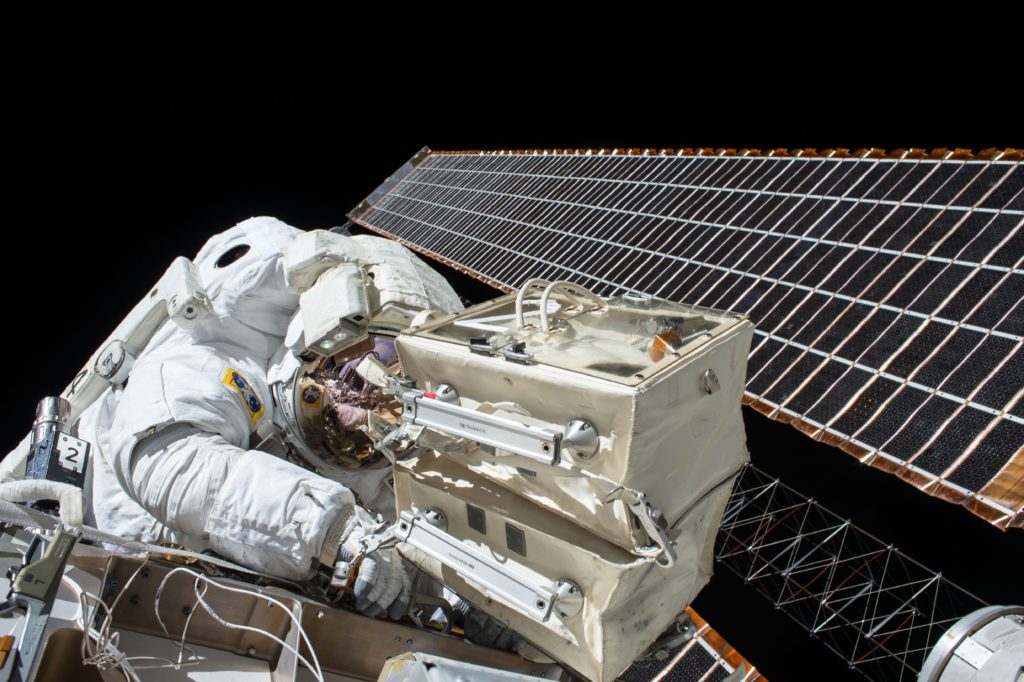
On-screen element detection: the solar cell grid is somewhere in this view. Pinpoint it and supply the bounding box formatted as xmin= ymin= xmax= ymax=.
xmin=661 ymin=645 xmax=714 ymax=682
xmin=951 ymin=420 xmax=1024 ymax=489
xmin=352 ymin=148 xmax=1024 ymax=529
xmin=615 ymin=608 xmax=763 ymax=682
xmin=858 ymin=385 xmax=931 ymax=445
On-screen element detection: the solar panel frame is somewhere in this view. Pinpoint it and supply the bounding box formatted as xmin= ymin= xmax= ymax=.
xmin=350 ymin=147 xmax=1024 ymax=529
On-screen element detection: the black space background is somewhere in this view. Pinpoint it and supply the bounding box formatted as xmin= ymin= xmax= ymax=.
xmin=5 ymin=38 xmax=1021 ymax=681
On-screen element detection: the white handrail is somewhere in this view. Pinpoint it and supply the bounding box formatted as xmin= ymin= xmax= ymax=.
xmin=514 ymin=278 xmax=552 ymax=328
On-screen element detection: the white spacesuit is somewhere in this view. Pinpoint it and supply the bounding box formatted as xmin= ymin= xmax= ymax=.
xmin=70 ymin=216 xmax=462 ymax=616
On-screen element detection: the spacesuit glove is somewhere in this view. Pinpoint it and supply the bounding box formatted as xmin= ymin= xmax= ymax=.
xmin=333 ymin=509 xmax=412 ymax=619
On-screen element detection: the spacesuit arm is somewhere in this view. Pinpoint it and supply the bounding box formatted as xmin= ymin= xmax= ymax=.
xmin=127 ymin=423 xmax=353 ymax=580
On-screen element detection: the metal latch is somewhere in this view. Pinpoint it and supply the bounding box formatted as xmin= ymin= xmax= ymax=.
xmin=468 ymin=336 xmax=497 ymax=356
xmin=604 ymin=486 xmax=678 ymax=567
xmin=501 ymin=341 xmax=533 ymax=365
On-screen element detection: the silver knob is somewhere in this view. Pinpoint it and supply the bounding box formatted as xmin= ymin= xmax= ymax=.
xmin=423 ymin=508 xmax=448 ymax=531
xmin=564 ymin=419 xmax=599 ymax=460
xmin=434 ymin=384 xmax=460 ymax=404
xmin=552 ymin=579 xmax=583 ymax=619
xmin=702 ymin=369 xmax=720 ymax=395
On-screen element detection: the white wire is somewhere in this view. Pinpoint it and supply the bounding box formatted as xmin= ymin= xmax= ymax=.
xmin=67 ymin=541 xmax=199 ymax=680
xmin=62 ymin=574 xmax=140 ymax=682
xmin=74 ymin=541 xmax=146 ymax=681
xmin=155 ymin=566 xmax=325 ymax=682
xmin=54 ymin=541 xmax=322 ymax=681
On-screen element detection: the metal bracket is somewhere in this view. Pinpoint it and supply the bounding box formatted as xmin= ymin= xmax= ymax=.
xmin=604 ymin=486 xmax=678 ymax=567
xmin=354 ymin=524 xmax=399 ymax=562
xmin=397 ymin=512 xmax=557 ymax=623
xmin=468 ymin=336 xmax=497 ymax=356
xmin=501 ymin=342 xmax=533 ymax=365
xmin=386 ymin=376 xmax=417 ymax=396
xmin=643 ymin=612 xmax=697 ymax=661
xmin=622 ymin=292 xmax=654 ymax=307
xmin=9 ymin=526 xmax=80 ymax=682
xmin=408 ymin=593 xmax=455 ymax=634
xmin=401 ymin=390 xmax=562 ymax=466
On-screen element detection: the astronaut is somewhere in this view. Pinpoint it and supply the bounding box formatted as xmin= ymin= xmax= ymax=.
xmin=68 ymin=216 xmax=462 ymax=617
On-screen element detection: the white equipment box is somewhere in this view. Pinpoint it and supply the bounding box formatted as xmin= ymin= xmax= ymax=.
xmin=391 ymin=280 xmax=753 ymax=682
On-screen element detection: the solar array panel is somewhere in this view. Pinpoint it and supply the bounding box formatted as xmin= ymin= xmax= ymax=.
xmin=618 ymin=608 xmax=764 ymax=682
xmin=351 ymin=148 xmax=1024 ymax=529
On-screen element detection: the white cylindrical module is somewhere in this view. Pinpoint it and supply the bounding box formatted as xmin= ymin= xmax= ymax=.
xmin=918 ymin=605 xmax=1024 ymax=682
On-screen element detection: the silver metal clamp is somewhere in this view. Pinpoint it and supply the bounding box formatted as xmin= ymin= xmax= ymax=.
xmin=604 ymin=486 xmax=678 ymax=567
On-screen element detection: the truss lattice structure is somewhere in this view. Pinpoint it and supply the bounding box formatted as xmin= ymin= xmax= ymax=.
xmin=716 ymin=465 xmax=986 ymax=681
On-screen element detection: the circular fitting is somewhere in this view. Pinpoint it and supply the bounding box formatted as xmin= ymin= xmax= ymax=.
xmin=552 ymin=579 xmax=584 ymax=619
xmin=701 ymin=368 xmax=720 ymax=395
xmin=434 ymin=384 xmax=460 ymax=404
xmin=564 ymin=419 xmax=599 ymax=460
xmin=34 ymin=396 xmax=70 ymax=427
xmin=96 ymin=341 xmax=128 ymax=380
